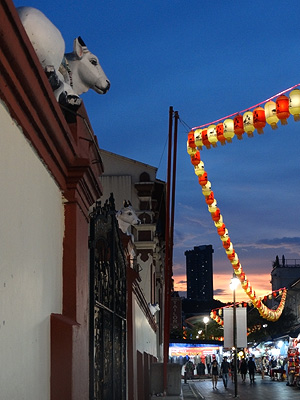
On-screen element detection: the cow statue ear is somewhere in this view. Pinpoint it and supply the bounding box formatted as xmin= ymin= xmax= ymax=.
xmin=127 ymin=200 xmax=132 ymax=206
xmin=73 ymin=37 xmax=86 ymax=59
xmin=123 ymin=200 xmax=128 ymax=207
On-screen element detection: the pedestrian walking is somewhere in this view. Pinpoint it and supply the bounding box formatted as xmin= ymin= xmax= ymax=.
xmin=185 ymin=360 xmax=195 ymax=380
xmin=211 ymin=359 xmax=220 ymax=389
xmin=248 ymin=356 xmax=257 ymax=383
xmin=240 ymin=358 xmax=248 ymax=382
xmin=220 ymin=356 xmax=231 ymax=388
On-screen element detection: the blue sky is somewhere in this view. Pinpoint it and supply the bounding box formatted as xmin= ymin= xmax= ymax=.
xmin=13 ymin=0 xmax=300 ymax=300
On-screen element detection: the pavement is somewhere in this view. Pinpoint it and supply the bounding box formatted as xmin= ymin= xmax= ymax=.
xmin=181 ymin=376 xmax=300 ymax=400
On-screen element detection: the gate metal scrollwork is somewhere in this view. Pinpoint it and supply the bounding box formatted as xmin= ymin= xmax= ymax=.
xmin=89 ymin=194 xmax=127 ymax=400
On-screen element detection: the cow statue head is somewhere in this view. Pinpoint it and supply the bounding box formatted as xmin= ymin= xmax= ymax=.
xmin=116 ymin=201 xmax=141 ymax=237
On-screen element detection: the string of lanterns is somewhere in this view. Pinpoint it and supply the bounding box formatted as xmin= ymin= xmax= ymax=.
xmin=187 ymin=85 xmax=300 ymax=151
xmin=185 ymin=87 xmax=297 ymax=322
xmin=210 ymin=288 xmax=286 ymax=327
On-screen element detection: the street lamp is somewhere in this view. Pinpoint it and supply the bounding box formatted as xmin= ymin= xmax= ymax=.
xmin=229 ymin=275 xmax=240 ymax=398
xmin=203 ymin=316 xmax=209 ymax=340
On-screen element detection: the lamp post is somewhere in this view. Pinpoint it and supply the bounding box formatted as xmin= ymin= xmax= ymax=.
xmin=229 ymin=275 xmax=240 ymax=398
xmin=203 ymin=316 xmax=209 ymax=340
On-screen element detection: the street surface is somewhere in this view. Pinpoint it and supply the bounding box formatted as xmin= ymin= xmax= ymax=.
xmin=182 ymin=376 xmax=300 ymax=399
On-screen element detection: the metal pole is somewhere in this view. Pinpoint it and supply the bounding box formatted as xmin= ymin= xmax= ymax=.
xmin=233 ymin=288 xmax=238 ymax=397
xmin=169 ymin=111 xmax=178 ymax=269
xmin=163 ymin=106 xmax=173 ymax=395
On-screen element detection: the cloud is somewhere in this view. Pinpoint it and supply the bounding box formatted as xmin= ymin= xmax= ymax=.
xmin=235 ymin=237 xmax=300 ymax=256
xmin=214 ymin=288 xmax=226 ymax=296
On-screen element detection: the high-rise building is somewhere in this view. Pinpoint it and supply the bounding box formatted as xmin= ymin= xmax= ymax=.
xmin=185 ymin=245 xmax=214 ymax=301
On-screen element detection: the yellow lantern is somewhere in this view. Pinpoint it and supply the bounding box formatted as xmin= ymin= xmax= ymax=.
xmin=202 ymin=181 xmax=212 ymax=196
xmin=289 ymin=88 xmax=300 ymax=121
xmin=208 ymin=199 xmax=218 ymax=213
xmin=194 ymin=129 xmax=203 ymax=148
xmin=187 ymin=140 xmax=197 ymax=155
xmin=194 ymin=161 xmax=205 ymax=176
xmin=223 ymin=118 xmax=235 ymax=142
xmin=243 ymin=111 xmax=255 ymax=137
xmin=207 ymin=124 xmax=218 ymax=147
xmin=264 ymin=101 xmax=279 ymax=129
xmin=214 ymin=214 xmax=224 ymax=228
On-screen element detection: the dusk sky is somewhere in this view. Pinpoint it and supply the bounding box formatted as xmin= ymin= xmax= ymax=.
xmin=14 ymin=0 xmax=300 ymax=302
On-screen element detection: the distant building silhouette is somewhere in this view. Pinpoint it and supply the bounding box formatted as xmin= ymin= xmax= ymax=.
xmin=271 ymin=256 xmax=300 ymax=291
xmin=185 ymin=245 xmax=214 ymax=301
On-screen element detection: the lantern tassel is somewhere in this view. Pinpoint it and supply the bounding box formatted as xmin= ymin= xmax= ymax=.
xmin=280 ymin=119 xmax=288 ymax=125
xmin=270 ymin=123 xmax=278 ymax=130
xmin=256 ymin=128 xmax=264 ymax=134
xmin=293 ymin=114 xmax=300 ymax=121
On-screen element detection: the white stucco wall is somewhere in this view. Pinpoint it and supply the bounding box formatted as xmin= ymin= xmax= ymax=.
xmin=0 ymin=101 xmax=63 ymax=399
xmin=134 ymin=300 xmax=157 ymax=357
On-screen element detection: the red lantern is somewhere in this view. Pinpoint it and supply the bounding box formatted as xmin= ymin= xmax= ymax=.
xmin=222 ymin=238 xmax=231 ymax=249
xmin=201 ymin=129 xmax=211 ymax=149
xmin=205 ymin=192 xmax=215 ymax=205
xmin=227 ymin=250 xmax=236 ymax=261
xmin=211 ymin=208 xmax=220 ymax=221
xmin=191 ymin=151 xmax=201 ymax=165
xmin=217 ymin=224 xmax=226 ymax=236
xmin=253 ymin=106 xmax=266 ymax=134
xmin=198 ymin=171 xmax=208 ymax=186
xmin=188 ymin=131 xmax=196 ymax=148
xmin=216 ymin=123 xmax=226 ymax=145
xmin=257 ymin=300 xmax=261 ymax=307
xmin=276 ymin=95 xmax=290 ymax=125
xmin=234 ymin=114 xmax=244 ymax=139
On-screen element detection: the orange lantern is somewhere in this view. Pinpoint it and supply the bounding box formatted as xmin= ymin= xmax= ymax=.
xmin=211 ymin=208 xmax=221 ymax=221
xmin=198 ymin=171 xmax=208 ymax=186
xmin=201 ymin=129 xmax=211 ymax=149
xmin=194 ymin=129 xmax=203 ymax=148
xmin=289 ymin=88 xmax=300 ymax=121
xmin=222 ymin=238 xmax=231 ymax=249
xmin=223 ymin=118 xmax=235 ymax=142
xmin=188 ymin=131 xmax=196 ymax=148
xmin=217 ymin=224 xmax=226 ymax=236
xmin=207 ymin=124 xmax=218 ymax=147
xmin=205 ymin=191 xmax=215 ymax=205
xmin=216 ymin=123 xmax=226 ymax=145
xmin=276 ymin=94 xmax=290 ymax=125
xmin=243 ymin=111 xmax=255 ymax=137
xmin=234 ymin=114 xmax=244 ymax=139
xmin=264 ymin=100 xmax=278 ymax=129
xmin=253 ymin=106 xmax=266 ymax=134
xmin=225 ymin=242 xmax=233 ymax=254
xmin=191 ymin=151 xmax=201 ymax=165
xmin=227 ymin=250 xmax=236 ymax=261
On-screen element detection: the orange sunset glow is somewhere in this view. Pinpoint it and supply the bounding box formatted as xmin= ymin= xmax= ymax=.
xmin=173 ymin=272 xmax=272 ymax=303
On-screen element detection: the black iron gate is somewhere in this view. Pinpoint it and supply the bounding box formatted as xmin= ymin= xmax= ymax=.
xmin=89 ymin=195 xmax=127 ymax=400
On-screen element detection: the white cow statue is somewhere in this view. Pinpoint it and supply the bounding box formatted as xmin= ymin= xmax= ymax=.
xmin=116 ymin=201 xmax=141 ymax=239
xmin=148 ymin=303 xmax=160 ymax=316
xmin=17 ymin=7 xmax=110 ymax=109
